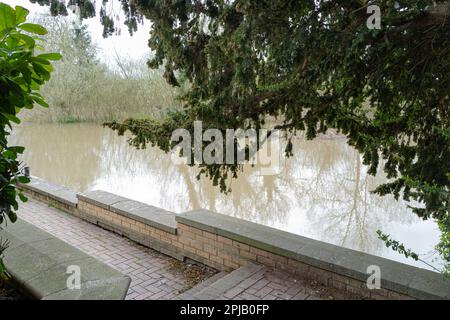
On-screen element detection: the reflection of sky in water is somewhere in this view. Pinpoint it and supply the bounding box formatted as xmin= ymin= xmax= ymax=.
xmin=10 ymin=123 xmax=442 ymax=272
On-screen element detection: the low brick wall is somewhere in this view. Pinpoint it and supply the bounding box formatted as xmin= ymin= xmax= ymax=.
xmin=18 ymin=179 xmax=77 ymax=215
xmin=19 ymin=177 xmax=450 ymax=300
xmin=176 ymin=222 xmax=381 ymax=298
xmin=77 ymin=199 xmax=182 ymax=260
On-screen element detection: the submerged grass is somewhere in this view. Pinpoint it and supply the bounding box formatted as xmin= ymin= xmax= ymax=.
xmin=21 ymin=16 xmax=182 ymax=124
xmin=21 ymin=63 xmax=182 ymax=124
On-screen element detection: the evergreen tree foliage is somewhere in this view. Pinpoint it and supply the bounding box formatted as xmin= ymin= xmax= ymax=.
xmin=29 ymin=0 xmax=450 ymax=272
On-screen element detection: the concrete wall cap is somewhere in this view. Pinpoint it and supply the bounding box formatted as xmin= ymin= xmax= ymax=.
xmin=0 ymin=219 xmax=130 ymax=300
xmin=176 ymin=209 xmax=450 ymax=300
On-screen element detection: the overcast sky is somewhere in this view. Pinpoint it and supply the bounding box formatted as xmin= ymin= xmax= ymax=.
xmin=4 ymin=0 xmax=151 ymax=67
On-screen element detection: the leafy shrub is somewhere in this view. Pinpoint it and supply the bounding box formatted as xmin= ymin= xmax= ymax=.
xmin=0 ymin=2 xmax=60 ymax=275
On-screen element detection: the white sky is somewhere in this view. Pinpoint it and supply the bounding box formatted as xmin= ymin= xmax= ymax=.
xmin=4 ymin=0 xmax=151 ymax=67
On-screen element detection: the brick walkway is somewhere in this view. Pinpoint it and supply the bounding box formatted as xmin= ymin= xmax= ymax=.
xmin=219 ymin=267 xmax=358 ymax=300
xmin=17 ymin=199 xmax=204 ymax=300
xmin=178 ymin=262 xmax=355 ymax=300
xmin=220 ymin=266 xmax=324 ymax=300
xmin=17 ymin=198 xmax=355 ymax=300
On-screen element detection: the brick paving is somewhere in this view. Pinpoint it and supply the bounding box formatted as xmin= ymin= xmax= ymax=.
xmin=17 ymin=198 xmax=356 ymax=300
xmin=179 ymin=262 xmax=350 ymax=300
xmin=231 ymin=268 xmax=362 ymax=300
xmin=17 ymin=198 xmax=205 ymax=300
xmin=220 ymin=266 xmax=326 ymax=300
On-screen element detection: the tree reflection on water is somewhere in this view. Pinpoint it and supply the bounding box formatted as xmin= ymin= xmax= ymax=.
xmin=11 ymin=123 xmax=441 ymax=269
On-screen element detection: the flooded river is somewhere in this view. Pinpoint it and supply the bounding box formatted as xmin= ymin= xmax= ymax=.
xmin=10 ymin=123 xmax=443 ymax=271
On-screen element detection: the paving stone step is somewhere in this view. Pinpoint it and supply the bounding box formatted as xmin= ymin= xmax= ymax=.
xmin=175 ymin=271 xmax=228 ymax=300
xmin=178 ymin=262 xmax=265 ymax=300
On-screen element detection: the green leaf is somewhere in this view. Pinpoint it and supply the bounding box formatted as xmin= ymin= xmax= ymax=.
xmin=18 ymin=23 xmax=47 ymax=35
xmin=17 ymin=176 xmax=30 ymax=184
xmin=7 ymin=211 xmax=17 ymax=223
xmin=4 ymin=114 xmax=21 ymax=124
xmin=2 ymin=150 xmax=14 ymax=159
xmin=30 ymin=56 xmax=51 ymax=65
xmin=15 ymin=6 xmax=29 ymax=24
xmin=31 ymin=95 xmax=49 ymax=108
xmin=0 ymin=28 xmax=11 ymax=44
xmin=9 ymin=32 xmax=35 ymax=47
xmin=8 ymin=146 xmax=25 ymax=153
xmin=0 ymin=259 xmax=6 ymax=276
xmin=32 ymin=62 xmax=51 ymax=80
xmin=18 ymin=193 xmax=28 ymax=202
xmin=0 ymin=3 xmax=16 ymax=31
xmin=37 ymin=52 xmax=62 ymax=61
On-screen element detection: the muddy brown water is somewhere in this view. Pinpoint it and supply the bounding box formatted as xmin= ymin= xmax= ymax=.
xmin=9 ymin=123 xmax=443 ymax=271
